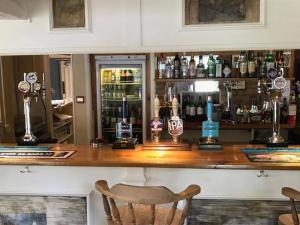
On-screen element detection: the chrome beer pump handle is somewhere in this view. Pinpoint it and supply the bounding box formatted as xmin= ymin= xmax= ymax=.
xmin=18 ymin=72 xmax=39 ymax=144
xmin=223 ymin=81 xmax=236 ymax=112
xmin=257 ymin=68 xmax=287 ymax=145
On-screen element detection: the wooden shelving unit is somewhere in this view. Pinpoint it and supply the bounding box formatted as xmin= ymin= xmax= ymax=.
xmin=182 ymin=121 xmax=295 ymax=130
xmin=154 ymin=77 xmax=295 ymax=83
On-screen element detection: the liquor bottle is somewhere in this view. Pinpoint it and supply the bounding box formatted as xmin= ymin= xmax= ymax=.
xmin=185 ymin=95 xmax=190 ymax=121
xmin=265 ymin=51 xmax=275 ymax=74
xmin=281 ymin=97 xmax=288 ymax=123
xmin=196 ymin=55 xmax=206 ymax=78
xmin=189 ymin=54 xmax=197 ymax=78
xmin=207 ymin=54 xmax=216 ymax=78
xmin=165 ymin=59 xmax=173 ymax=79
xmin=223 ymin=61 xmax=231 ymax=78
xmin=107 ymin=71 xmax=112 ymax=83
xmin=196 ymin=96 xmax=204 ymax=121
xmin=189 ymin=95 xmax=196 ymax=121
xmin=181 ymin=52 xmax=189 ymax=79
xmin=255 ymin=52 xmax=263 ymax=78
xmin=239 ymin=51 xmax=248 ymax=78
xmin=247 ymin=51 xmax=256 ymax=78
xmin=215 ymin=56 xmax=223 ymax=78
xmin=158 ymin=54 xmax=166 ymax=79
xmin=174 ymin=54 xmax=181 ymax=79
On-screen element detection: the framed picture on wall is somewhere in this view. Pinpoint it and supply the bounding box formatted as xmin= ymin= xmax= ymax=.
xmin=182 ymin=0 xmax=265 ymax=30
xmin=50 ymin=0 xmax=91 ymax=32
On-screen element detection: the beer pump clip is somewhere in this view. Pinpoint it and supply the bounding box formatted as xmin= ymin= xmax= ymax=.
xmin=150 ymin=95 xmax=163 ymax=143
xmin=17 ymin=72 xmax=42 ymax=145
xmin=112 ymin=95 xmax=137 ymax=149
xmin=168 ymin=95 xmax=183 ymax=144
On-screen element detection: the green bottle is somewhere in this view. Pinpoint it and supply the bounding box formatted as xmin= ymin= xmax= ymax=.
xmin=207 ymin=54 xmax=216 ymax=78
xmin=265 ymin=50 xmax=275 ymax=74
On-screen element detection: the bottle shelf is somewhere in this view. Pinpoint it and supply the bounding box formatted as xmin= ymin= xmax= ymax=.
xmin=182 ymin=121 xmax=295 ymax=130
xmin=102 ymin=98 xmax=142 ymax=102
xmin=154 ymin=77 xmax=295 ymax=83
xmin=102 ymin=82 xmax=142 ymax=85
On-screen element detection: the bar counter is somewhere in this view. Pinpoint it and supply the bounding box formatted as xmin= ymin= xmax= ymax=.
xmin=1 ymin=144 xmax=300 ymax=170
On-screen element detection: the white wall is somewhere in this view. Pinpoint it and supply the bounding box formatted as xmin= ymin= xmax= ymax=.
xmin=0 ymin=0 xmax=300 ymax=55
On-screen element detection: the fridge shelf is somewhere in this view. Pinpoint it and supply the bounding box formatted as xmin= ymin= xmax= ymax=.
xmin=102 ymin=98 xmax=142 ymax=102
xmin=103 ymin=82 xmax=142 ymax=85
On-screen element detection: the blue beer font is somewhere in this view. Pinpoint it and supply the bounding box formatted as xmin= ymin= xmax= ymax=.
xmin=202 ymin=96 xmax=219 ymax=138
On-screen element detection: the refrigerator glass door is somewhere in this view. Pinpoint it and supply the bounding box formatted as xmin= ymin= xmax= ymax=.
xmin=98 ymin=64 xmax=144 ymax=143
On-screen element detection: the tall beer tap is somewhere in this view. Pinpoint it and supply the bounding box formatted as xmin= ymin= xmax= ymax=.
xmin=257 ymin=68 xmax=287 ymax=146
xmin=17 ymin=72 xmax=42 ymax=145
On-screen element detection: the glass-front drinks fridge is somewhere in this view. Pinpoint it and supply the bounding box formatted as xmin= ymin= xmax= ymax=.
xmin=95 ymin=55 xmax=146 ymax=143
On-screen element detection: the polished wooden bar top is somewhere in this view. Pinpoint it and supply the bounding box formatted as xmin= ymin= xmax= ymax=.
xmin=1 ymin=144 xmax=300 ymax=170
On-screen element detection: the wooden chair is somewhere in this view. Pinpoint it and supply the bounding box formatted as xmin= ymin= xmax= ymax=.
xmin=95 ymin=180 xmax=200 ymax=225
xmin=279 ymin=187 xmax=300 ymax=225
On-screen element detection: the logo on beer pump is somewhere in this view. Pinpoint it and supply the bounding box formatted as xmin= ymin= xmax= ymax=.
xmin=168 ymin=118 xmax=183 ymax=136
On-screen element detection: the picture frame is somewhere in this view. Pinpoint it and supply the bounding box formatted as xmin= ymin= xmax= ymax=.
xmin=181 ymin=0 xmax=265 ymax=31
xmin=49 ymin=0 xmax=91 ymax=32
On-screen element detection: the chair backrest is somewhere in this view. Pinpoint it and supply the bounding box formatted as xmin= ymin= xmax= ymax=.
xmin=96 ymin=180 xmax=200 ymax=225
xmin=282 ymin=187 xmax=300 ymax=225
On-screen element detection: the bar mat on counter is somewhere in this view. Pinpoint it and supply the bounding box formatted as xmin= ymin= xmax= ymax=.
xmin=0 ymin=150 xmax=75 ymax=159
xmin=241 ymin=148 xmax=300 ymax=163
xmin=0 ymin=146 xmax=50 ymax=151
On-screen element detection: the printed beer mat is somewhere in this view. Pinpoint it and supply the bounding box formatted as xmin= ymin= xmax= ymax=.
xmin=241 ymin=148 xmax=300 ymax=163
xmin=0 ymin=146 xmax=75 ymax=159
